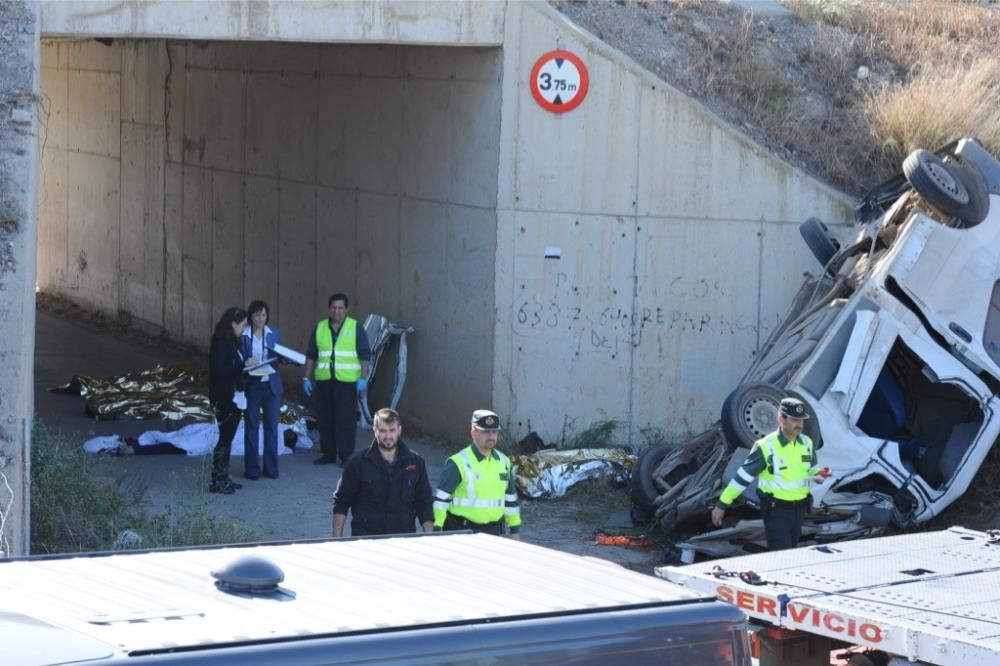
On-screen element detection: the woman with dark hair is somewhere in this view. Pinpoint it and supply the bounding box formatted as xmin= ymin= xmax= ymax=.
xmin=241 ymin=300 xmax=284 ymax=479
xmin=209 ymin=306 xmax=248 ymax=494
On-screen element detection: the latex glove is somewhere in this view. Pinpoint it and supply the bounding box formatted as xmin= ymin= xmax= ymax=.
xmin=232 ymin=391 xmax=247 ymax=410
xmin=356 ymin=377 xmax=368 ymax=394
xmin=302 ymin=377 xmax=313 ymax=397
xmin=710 ymin=507 xmax=725 ymax=527
xmin=813 ymin=467 xmax=832 ymax=482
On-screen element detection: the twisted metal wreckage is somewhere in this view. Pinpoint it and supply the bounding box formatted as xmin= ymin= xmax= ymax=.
xmin=631 ymin=138 xmax=1000 ymax=558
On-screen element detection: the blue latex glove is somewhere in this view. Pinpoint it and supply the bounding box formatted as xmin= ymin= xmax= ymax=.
xmin=302 ymin=377 xmax=313 ymax=397
xmin=356 ymin=377 xmax=368 ymax=394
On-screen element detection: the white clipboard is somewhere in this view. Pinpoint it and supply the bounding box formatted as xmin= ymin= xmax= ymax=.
xmin=245 ymin=358 xmax=277 ymax=374
xmin=268 ymin=343 xmax=307 ymax=366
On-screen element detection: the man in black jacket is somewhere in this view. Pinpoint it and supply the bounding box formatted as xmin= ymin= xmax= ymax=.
xmin=332 ymin=408 xmax=434 ymax=536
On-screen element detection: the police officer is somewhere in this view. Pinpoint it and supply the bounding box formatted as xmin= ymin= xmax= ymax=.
xmin=711 ymin=397 xmax=829 ymax=550
xmin=433 ymin=409 xmax=522 ymax=540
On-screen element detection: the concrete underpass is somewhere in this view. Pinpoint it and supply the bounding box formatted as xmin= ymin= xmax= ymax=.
xmin=38 ymin=38 xmax=501 ymax=435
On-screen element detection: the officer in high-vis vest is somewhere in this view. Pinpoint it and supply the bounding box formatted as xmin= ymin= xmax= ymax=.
xmin=711 ymin=397 xmax=830 ymax=550
xmin=302 ymin=293 xmax=371 ymax=467
xmin=433 ymin=410 xmax=522 ymax=540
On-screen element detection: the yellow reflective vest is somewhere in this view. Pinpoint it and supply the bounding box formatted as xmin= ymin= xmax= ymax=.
xmin=436 ymin=445 xmax=521 ymax=528
xmin=314 ymin=317 xmax=361 ymax=382
xmin=756 ymin=431 xmax=817 ymax=502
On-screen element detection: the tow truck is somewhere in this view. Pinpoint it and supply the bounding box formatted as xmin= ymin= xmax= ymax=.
xmin=657 ymin=526 xmax=1000 ymax=665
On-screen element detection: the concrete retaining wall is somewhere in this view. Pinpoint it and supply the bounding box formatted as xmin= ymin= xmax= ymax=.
xmin=0 ymin=0 xmax=38 ymax=556
xmin=38 ymin=39 xmax=502 ymax=436
xmin=40 ymin=1 xmax=505 ymax=46
xmin=492 ymin=2 xmax=853 ymax=443
xmin=36 ymin=0 xmax=856 ymax=445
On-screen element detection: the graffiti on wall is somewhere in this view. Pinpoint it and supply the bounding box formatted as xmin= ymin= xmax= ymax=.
xmin=513 ymin=272 xmax=779 ymax=356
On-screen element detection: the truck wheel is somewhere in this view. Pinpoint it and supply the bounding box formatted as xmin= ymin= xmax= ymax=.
xmin=799 ymin=217 xmax=839 ymax=273
xmin=950 ymin=159 xmax=991 ymax=227
xmin=630 ymin=443 xmax=673 ymax=509
xmin=721 ymin=383 xmax=784 ymax=450
xmin=903 ymin=149 xmax=969 ymax=216
xmin=721 ymin=384 xmax=823 ymax=450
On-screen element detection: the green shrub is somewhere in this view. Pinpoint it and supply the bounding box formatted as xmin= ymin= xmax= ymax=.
xmin=30 ymin=423 xmax=148 ymax=553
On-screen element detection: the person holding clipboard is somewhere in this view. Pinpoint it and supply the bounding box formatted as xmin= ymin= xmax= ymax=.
xmin=241 ymin=300 xmax=284 ymax=480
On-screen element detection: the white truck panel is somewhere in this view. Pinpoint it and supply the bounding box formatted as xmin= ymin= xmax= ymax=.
xmin=657 ymin=527 xmax=1000 ymax=665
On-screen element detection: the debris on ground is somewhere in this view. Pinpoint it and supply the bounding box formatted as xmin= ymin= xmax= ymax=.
xmin=513 ymin=448 xmax=635 ymax=499
xmin=83 ymin=419 xmax=314 ymax=457
xmin=358 ymin=314 xmax=414 ymax=428
xmin=50 ymin=364 xmax=213 ymax=421
xmin=593 ymin=530 xmax=653 ymax=549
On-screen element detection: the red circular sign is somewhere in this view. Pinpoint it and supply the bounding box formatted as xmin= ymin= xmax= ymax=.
xmin=530 ymin=50 xmax=589 ymax=114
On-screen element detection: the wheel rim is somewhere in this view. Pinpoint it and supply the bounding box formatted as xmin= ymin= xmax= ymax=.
xmin=923 ymin=158 xmax=969 ymax=204
xmin=742 ymin=396 xmax=778 ymax=439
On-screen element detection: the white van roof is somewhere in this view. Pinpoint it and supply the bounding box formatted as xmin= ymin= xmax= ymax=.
xmin=2 ymin=533 xmax=700 ymax=662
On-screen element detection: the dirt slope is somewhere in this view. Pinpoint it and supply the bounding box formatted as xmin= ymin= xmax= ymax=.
xmin=554 ymin=0 xmax=1000 ymax=196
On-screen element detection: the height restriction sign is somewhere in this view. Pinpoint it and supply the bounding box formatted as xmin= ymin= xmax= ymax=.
xmin=530 ymin=50 xmax=589 ymax=113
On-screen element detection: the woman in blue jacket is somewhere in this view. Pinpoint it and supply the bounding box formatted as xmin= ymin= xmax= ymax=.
xmin=241 ymin=300 xmax=284 ymax=479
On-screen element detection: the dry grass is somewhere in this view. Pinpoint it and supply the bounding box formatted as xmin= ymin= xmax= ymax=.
xmin=784 ymin=0 xmax=1000 ymax=191
xmin=731 ymin=16 xmax=796 ymax=124
xmin=557 ymin=0 xmax=1000 ymax=193
xmin=865 ymin=58 xmax=1000 ymax=172
xmin=833 ymin=0 xmax=1000 ymax=68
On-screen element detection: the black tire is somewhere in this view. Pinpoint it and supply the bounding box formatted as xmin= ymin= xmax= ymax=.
xmin=950 ymin=158 xmax=991 ymax=227
xmin=799 ymin=217 xmax=840 ymax=274
xmin=903 ymin=149 xmax=969 ymax=216
xmin=721 ymin=383 xmax=822 ymax=450
xmin=721 ymin=383 xmax=784 ymax=451
xmin=630 ymin=443 xmax=673 ymax=509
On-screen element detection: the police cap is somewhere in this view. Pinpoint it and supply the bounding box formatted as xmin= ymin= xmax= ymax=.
xmin=779 ymin=397 xmax=809 ymax=420
xmin=471 ymin=409 xmax=501 ymax=431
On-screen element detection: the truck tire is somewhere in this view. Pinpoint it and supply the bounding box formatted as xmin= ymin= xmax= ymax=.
xmin=950 ymin=159 xmax=991 ymax=227
xmin=799 ymin=217 xmax=839 ymax=274
xmin=903 ymin=149 xmax=969 ymax=216
xmin=721 ymin=384 xmax=822 ymax=450
xmin=721 ymin=383 xmax=784 ymax=451
xmin=630 ymin=443 xmax=673 ymax=509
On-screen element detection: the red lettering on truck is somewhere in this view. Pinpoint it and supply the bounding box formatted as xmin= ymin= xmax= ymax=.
xmin=714 ymin=586 xmax=883 ymax=643
xmin=788 ymin=603 xmax=810 ymax=624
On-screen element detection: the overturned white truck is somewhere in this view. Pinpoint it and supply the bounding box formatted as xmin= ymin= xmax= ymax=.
xmin=633 ymin=138 xmax=1000 ymax=558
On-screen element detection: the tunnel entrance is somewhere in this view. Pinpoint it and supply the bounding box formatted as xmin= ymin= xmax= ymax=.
xmin=38 ymin=38 xmax=502 ymax=435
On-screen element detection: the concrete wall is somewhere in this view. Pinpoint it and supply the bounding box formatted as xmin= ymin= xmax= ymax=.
xmin=37 ymin=39 xmax=502 ymax=437
xmin=36 ymin=0 xmax=860 ymax=446
xmin=40 ymin=1 xmax=505 ymax=46
xmin=492 ymin=2 xmax=854 ymax=443
xmin=0 ymin=0 xmax=39 ymax=556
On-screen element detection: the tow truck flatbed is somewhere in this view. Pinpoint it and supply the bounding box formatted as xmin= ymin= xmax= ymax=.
xmin=656 ymin=526 xmax=1000 ymax=665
